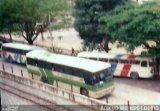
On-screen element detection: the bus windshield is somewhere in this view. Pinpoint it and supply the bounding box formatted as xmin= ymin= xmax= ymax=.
xmin=92 ymin=68 xmax=112 ymax=88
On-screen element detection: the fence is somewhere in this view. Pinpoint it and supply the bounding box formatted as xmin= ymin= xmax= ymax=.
xmin=0 ymin=69 xmax=107 ymax=111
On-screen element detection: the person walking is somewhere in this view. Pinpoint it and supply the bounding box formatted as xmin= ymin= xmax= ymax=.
xmin=71 ymin=48 xmax=75 ymax=56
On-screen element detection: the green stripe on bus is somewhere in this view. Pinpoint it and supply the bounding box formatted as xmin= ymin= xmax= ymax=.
xmin=45 ymin=69 xmax=54 ymax=84
xmin=39 ymin=68 xmax=46 ymax=77
xmin=28 ymin=68 xmax=113 ymax=92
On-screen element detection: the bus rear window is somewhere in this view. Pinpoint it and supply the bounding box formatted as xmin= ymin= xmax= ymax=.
xmin=130 ymin=60 xmax=140 ymax=65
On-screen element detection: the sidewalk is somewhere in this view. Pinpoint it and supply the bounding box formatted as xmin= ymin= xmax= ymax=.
xmin=0 ymin=28 xmax=147 ymax=55
xmin=1 ymin=28 xmax=83 ymax=51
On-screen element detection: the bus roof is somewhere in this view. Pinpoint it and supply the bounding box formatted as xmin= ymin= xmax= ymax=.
xmin=26 ymin=50 xmax=111 ymax=73
xmin=2 ymin=42 xmax=41 ymax=51
xmin=77 ymin=52 xmax=151 ymax=61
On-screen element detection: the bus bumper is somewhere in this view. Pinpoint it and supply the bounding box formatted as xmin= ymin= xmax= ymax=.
xmin=89 ymin=86 xmax=114 ymax=99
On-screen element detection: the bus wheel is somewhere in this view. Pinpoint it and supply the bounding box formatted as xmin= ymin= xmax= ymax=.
xmin=130 ymin=72 xmax=139 ymax=80
xmin=80 ymin=88 xmax=89 ymax=97
xmin=41 ymin=76 xmax=48 ymax=83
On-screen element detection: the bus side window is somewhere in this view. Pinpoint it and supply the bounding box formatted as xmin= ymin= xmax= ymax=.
xmin=89 ymin=58 xmax=97 ymax=60
xmin=74 ymin=69 xmax=82 ymax=77
xmin=27 ymin=58 xmax=32 ymax=65
xmin=130 ymin=60 xmax=135 ymax=64
xmin=72 ymin=69 xmax=76 ymax=76
xmin=19 ymin=49 xmax=22 ymax=54
xmin=23 ymin=50 xmax=27 ymax=55
xmin=53 ymin=64 xmax=59 ymax=72
xmin=141 ymin=61 xmax=147 ymax=67
xmin=62 ymin=66 xmax=71 ymax=74
xmin=120 ymin=59 xmax=129 ymax=64
xmin=83 ymin=72 xmax=93 ymax=85
xmin=37 ymin=60 xmax=44 ymax=68
xmin=135 ymin=60 xmax=140 ymax=65
xmin=99 ymin=58 xmax=104 ymax=61
xmin=16 ymin=49 xmax=20 ymax=54
xmin=9 ymin=48 xmax=12 ymax=52
xmin=10 ymin=48 xmax=13 ymax=52
xmin=54 ymin=64 xmax=63 ymax=72
xmin=114 ymin=59 xmax=118 ymax=63
xmin=6 ymin=47 xmax=10 ymax=52
xmin=65 ymin=67 xmax=72 ymax=75
xmin=46 ymin=62 xmax=53 ymax=70
xmin=4 ymin=47 xmax=7 ymax=51
xmin=131 ymin=60 xmax=140 ymax=65
xmin=104 ymin=59 xmax=108 ymax=62
xmin=61 ymin=65 xmax=66 ymax=73
xmin=27 ymin=58 xmax=37 ymax=66
xmin=109 ymin=59 xmax=114 ymax=63
xmin=109 ymin=59 xmax=118 ymax=63
xmin=42 ymin=61 xmax=48 ymax=69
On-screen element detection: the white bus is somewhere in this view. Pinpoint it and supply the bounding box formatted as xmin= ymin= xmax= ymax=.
xmin=1 ymin=42 xmax=42 ymax=65
xmin=26 ymin=50 xmax=114 ymax=98
xmin=77 ymin=52 xmax=157 ymax=79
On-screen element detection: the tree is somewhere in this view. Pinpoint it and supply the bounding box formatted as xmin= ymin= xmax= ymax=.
xmin=0 ymin=0 xmax=69 ymax=44
xmin=0 ymin=0 xmax=18 ymax=41
xmin=0 ymin=15 xmax=14 ymax=41
xmin=73 ymin=0 xmax=127 ymax=51
xmin=101 ymin=1 xmax=160 ymax=57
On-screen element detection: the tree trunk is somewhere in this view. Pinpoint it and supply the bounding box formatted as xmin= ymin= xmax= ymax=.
xmin=8 ymin=30 xmax=12 ymax=42
xmin=41 ymin=32 xmax=44 ymax=41
xmin=103 ymin=36 xmax=111 ymax=52
xmin=27 ymin=38 xmax=33 ymax=45
xmin=104 ymin=41 xmax=110 ymax=52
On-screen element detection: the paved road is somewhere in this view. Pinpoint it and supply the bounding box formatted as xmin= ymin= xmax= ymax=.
xmin=100 ymin=78 xmax=160 ymax=105
xmin=1 ymin=90 xmax=51 ymax=111
xmin=1 ymin=90 xmax=72 ymax=111
xmin=101 ymin=78 xmax=160 ymax=105
xmin=1 ymin=90 xmax=35 ymax=105
xmin=1 ymin=59 xmax=160 ymax=106
xmin=115 ymin=77 xmax=160 ymax=92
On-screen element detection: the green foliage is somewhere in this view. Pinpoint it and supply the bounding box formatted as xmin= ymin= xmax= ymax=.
xmin=0 ymin=0 xmax=18 ymax=40
xmin=0 ymin=0 xmax=69 ymax=44
xmin=73 ymin=0 xmax=127 ymax=49
xmin=101 ymin=1 xmax=160 ymax=57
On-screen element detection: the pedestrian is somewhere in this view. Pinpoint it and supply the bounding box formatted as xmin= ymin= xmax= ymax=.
xmin=71 ymin=48 xmax=75 ymax=56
